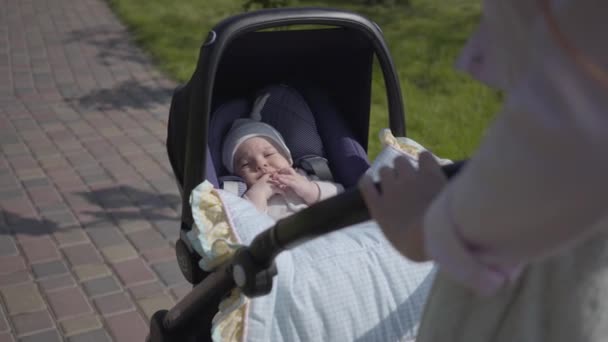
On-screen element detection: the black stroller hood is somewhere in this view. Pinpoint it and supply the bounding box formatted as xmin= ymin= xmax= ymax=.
xmin=168 ymin=7 xmax=408 ymax=228
xmin=168 ymin=28 xmax=376 ymax=190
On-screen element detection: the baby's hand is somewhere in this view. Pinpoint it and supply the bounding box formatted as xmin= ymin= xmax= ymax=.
xmin=247 ymin=173 xmax=283 ymax=200
xmin=245 ymin=173 xmax=283 ymax=212
xmin=271 ymin=168 xmax=320 ymax=205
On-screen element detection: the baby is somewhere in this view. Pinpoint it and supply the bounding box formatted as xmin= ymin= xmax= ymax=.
xmin=222 ymin=118 xmax=343 ymax=220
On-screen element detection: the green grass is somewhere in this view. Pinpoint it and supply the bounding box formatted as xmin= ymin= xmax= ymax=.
xmin=108 ymin=0 xmax=502 ymax=159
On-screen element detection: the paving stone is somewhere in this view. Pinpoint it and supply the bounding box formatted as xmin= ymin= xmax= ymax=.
xmin=21 ymin=178 xmax=49 ymax=189
xmin=82 ymin=173 xmax=114 ymax=186
xmin=52 ymin=229 xmax=88 ymax=247
xmin=112 ymin=258 xmax=155 ymax=287
xmin=141 ymin=247 xmax=175 ymax=263
xmin=0 ymin=256 xmax=26 ymax=275
xmin=67 ymin=329 xmax=110 ymax=342
xmin=2 ymin=145 xmax=28 ymax=157
xmin=104 ymin=311 xmax=148 ymax=342
xmin=0 ymin=237 xmax=17 ymax=257
xmin=7 ymin=157 xmax=37 ymax=170
xmin=82 ymin=276 xmax=120 ymax=298
xmin=152 ymin=222 xmax=179 ymax=242
xmin=15 ymin=171 xmax=46 ymax=183
xmin=18 ymin=329 xmax=61 ymax=342
xmin=26 ymin=187 xmax=62 ymax=210
xmin=19 ymin=238 xmax=59 ymax=263
xmin=0 ymin=306 xmax=8 ymax=332
xmin=31 ymin=260 xmax=68 ymax=279
xmin=37 ymin=274 xmax=75 ymax=293
xmin=0 ymin=270 xmax=30 ymax=288
xmin=46 ymin=286 xmax=92 ymax=320
xmin=0 ymin=181 xmax=18 ymax=195
xmin=0 ymin=332 xmax=13 ymax=342
xmin=60 ymin=315 xmax=103 ymax=337
xmin=73 ymin=264 xmax=111 ymax=282
xmin=62 ymin=243 xmax=102 ymax=266
xmin=63 ymin=198 xmax=98 ymax=214
xmin=38 ymin=156 xmax=66 ymax=170
xmin=99 ymin=244 xmax=137 ymax=264
xmin=0 ymin=188 xmax=25 ymax=201
xmin=74 ymin=212 xmax=103 ymax=227
xmin=11 ymin=310 xmax=53 ymax=336
xmin=40 ymin=210 xmax=78 ymax=229
xmin=37 ymin=202 xmax=70 ymax=215
xmin=137 ymin=294 xmax=174 ymax=320
xmin=1 ymin=200 xmax=33 ymax=221
xmin=11 ymin=221 xmax=52 ymax=239
xmin=127 ymin=229 xmax=167 ymax=251
xmin=85 ymin=227 xmax=126 ymax=249
xmin=116 ymin=218 xmax=151 ymax=234
xmin=128 ymin=281 xmax=165 ymax=300
xmin=0 ymin=283 xmax=45 ymax=314
xmin=150 ymin=260 xmax=185 ymax=287
xmin=151 ymin=216 xmax=180 ymax=233
xmin=92 ymin=292 xmax=135 ymax=317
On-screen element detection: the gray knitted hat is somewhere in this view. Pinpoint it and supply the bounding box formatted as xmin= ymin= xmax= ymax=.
xmin=221 ymin=93 xmax=292 ymax=173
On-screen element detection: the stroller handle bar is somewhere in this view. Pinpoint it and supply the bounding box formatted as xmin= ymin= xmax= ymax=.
xmin=148 ymin=161 xmax=466 ymax=341
xmin=248 ymin=160 xmax=464 ymax=263
xmin=182 ymin=7 xmax=406 ymax=226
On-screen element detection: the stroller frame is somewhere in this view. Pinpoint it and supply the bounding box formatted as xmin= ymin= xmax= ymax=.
xmin=151 ymin=7 xmax=465 ymax=342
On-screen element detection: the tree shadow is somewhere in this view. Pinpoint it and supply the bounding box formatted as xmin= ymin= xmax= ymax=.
xmin=0 ymin=210 xmax=61 ymax=236
xmin=64 ymin=25 xmax=175 ymax=111
xmin=72 ymin=79 xmax=174 ymax=111
xmin=64 ymin=26 xmax=152 ymax=67
xmin=0 ymin=185 xmax=181 ymax=241
xmin=74 ymin=185 xmax=181 ymax=240
xmin=78 ymin=185 xmax=180 ymax=217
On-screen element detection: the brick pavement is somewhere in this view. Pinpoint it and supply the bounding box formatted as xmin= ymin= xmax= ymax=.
xmin=0 ymin=0 xmax=191 ymax=340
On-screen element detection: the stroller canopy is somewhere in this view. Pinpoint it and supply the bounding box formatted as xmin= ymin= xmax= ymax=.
xmin=168 ymin=27 xmax=380 ymax=193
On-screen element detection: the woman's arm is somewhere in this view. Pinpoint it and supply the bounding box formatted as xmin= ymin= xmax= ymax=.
xmin=424 ymin=0 xmax=608 ymax=290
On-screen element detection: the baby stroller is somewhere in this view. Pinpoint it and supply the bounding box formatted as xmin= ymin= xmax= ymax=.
xmin=150 ymin=7 xmax=465 ymax=342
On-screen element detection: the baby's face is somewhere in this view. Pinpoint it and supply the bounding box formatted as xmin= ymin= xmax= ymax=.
xmin=234 ymin=136 xmax=291 ymax=186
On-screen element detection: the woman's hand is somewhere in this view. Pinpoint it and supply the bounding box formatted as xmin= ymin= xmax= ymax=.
xmin=271 ymin=168 xmax=320 ymax=205
xmin=359 ymin=151 xmax=447 ymax=261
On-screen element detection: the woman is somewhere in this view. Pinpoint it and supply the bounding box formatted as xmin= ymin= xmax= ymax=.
xmin=360 ymin=0 xmax=608 ymax=341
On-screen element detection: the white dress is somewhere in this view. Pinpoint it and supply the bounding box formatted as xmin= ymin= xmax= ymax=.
xmin=416 ymin=0 xmax=608 ymax=340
